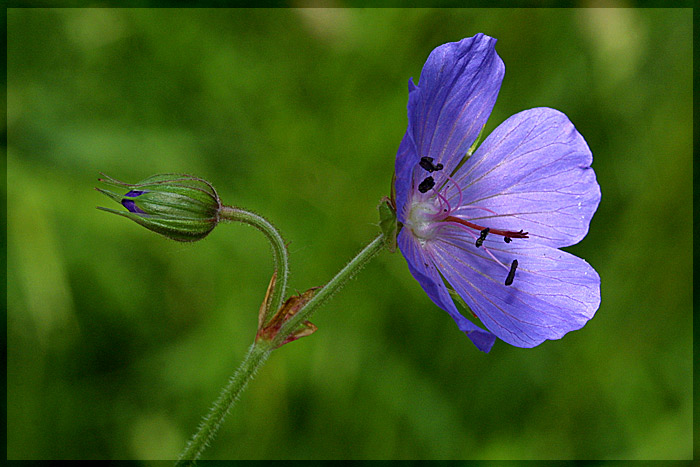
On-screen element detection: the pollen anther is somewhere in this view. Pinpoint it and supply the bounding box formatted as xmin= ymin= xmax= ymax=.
xmin=505 ymin=259 xmax=518 ymax=286
xmin=419 ymin=156 xmax=444 ymax=173
xmin=475 ymin=228 xmax=489 ymax=248
xmin=418 ymin=176 xmax=435 ymax=193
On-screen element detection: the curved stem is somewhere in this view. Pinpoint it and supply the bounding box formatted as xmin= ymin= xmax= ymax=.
xmin=219 ymin=206 xmax=289 ymax=323
xmin=175 ymin=232 xmax=386 ymax=464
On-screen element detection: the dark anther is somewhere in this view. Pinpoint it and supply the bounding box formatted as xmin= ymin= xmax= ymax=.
xmin=419 ymin=156 xmax=444 ymax=173
xmin=475 ymin=227 xmax=490 ymax=248
xmin=505 ymin=259 xmax=518 ymax=286
xmin=418 ymin=176 xmax=435 ymax=193
xmin=504 ymin=237 xmax=512 ymax=243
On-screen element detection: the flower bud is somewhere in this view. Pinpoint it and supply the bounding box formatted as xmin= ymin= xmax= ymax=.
xmin=96 ymin=173 xmax=222 ymax=242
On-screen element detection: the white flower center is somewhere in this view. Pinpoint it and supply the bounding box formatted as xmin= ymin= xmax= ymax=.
xmin=405 ymin=198 xmax=442 ymax=244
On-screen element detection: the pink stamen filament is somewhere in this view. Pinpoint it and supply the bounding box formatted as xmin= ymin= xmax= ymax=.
xmin=454 ymin=204 xmax=499 ymax=216
xmin=436 ymin=191 xmax=452 ymax=214
xmin=438 ymin=173 xmax=463 ymax=208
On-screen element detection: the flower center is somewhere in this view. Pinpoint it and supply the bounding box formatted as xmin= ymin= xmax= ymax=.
xmin=405 ymin=198 xmax=443 ymax=244
xmin=408 ymin=157 xmax=530 ymax=286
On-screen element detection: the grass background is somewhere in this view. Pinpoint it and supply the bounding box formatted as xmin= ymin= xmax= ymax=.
xmin=7 ymin=8 xmax=693 ymax=460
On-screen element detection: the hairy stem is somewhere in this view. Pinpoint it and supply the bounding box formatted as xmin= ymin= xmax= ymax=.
xmin=175 ymin=232 xmax=385 ymax=464
xmin=175 ymin=342 xmax=272 ymax=465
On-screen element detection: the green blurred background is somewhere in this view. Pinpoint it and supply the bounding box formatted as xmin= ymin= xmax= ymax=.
xmin=7 ymin=8 xmax=692 ymax=460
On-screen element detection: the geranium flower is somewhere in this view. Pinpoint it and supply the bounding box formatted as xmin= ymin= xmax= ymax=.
xmin=394 ymin=33 xmax=601 ymax=352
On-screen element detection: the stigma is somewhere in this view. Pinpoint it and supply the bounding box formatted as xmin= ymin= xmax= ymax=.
xmin=444 ymin=215 xmax=529 ymax=241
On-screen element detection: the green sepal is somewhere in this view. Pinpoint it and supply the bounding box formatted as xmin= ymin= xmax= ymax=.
xmin=438 ymin=269 xmax=480 ymax=322
xmin=445 ymin=287 xmax=478 ymax=320
xmin=449 ymin=123 xmax=487 ymax=178
xmin=378 ymin=197 xmax=398 ymax=253
xmin=467 ymin=123 xmax=487 ymax=157
xmin=96 ymin=206 xmax=218 ymax=242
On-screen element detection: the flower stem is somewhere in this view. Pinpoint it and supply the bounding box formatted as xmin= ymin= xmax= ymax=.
xmin=175 ymin=232 xmax=385 ymax=464
xmin=219 ymin=206 xmax=289 ymax=323
xmin=175 ymin=341 xmax=273 ymax=465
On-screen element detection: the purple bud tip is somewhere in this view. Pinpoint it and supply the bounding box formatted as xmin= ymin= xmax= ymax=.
xmin=124 ymin=190 xmax=147 ymax=197
xmin=121 ymin=199 xmax=146 ymax=214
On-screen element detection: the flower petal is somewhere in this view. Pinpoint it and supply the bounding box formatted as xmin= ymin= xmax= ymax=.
xmin=412 ymin=34 xmax=504 ymax=174
xmin=395 ymin=33 xmax=504 ymax=222
xmin=397 ymin=228 xmax=497 ymax=352
xmin=431 ymin=230 xmax=600 ymax=348
xmin=121 ymin=199 xmax=146 ymax=214
xmin=394 ymin=81 xmax=421 ymax=224
xmin=452 ymin=107 xmax=601 ymax=248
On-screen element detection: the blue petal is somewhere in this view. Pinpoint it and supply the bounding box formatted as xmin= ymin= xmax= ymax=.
xmin=410 ymin=34 xmax=504 ymax=174
xmin=395 ymin=80 xmax=421 ymax=224
xmin=124 ymin=190 xmax=147 ymax=197
xmin=121 ymin=199 xmax=146 ymax=214
xmin=398 ymin=229 xmax=496 ymax=352
xmin=451 ymin=107 xmax=601 ymax=248
xmin=395 ymin=33 xmax=505 ymax=222
xmin=431 ymin=230 xmax=600 ymax=348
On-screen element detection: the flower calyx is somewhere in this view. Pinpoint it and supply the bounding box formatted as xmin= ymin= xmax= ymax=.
xmin=378 ymin=196 xmax=398 ymax=253
xmin=96 ymin=173 xmax=222 ymax=242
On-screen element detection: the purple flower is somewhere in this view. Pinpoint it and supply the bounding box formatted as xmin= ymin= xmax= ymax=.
xmin=394 ymin=33 xmax=601 ymax=353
